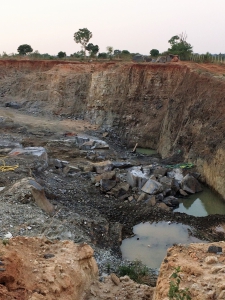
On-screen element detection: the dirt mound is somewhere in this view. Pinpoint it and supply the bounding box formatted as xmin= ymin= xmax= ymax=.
xmin=154 ymin=241 xmax=225 ymax=300
xmin=0 ymin=236 xmax=98 ymax=300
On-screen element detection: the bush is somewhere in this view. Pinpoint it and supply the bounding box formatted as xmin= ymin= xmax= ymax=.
xmin=118 ymin=260 xmax=151 ymax=285
xmin=168 ymin=266 xmax=191 ymax=300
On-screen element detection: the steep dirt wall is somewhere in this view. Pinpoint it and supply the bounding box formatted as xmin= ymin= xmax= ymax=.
xmin=1 ymin=60 xmax=225 ymax=198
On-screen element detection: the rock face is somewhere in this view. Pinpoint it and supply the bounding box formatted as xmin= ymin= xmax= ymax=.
xmin=1 ymin=60 xmax=225 ymax=199
xmin=5 ymin=177 xmax=55 ymax=215
xmin=154 ymin=241 xmax=225 ymax=300
xmin=0 ymin=236 xmax=98 ymax=300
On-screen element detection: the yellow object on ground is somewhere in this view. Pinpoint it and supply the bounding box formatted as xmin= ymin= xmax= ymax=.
xmin=0 ymin=157 xmax=19 ymax=172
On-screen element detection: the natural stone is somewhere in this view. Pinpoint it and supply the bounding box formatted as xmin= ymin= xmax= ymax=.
xmin=137 ymin=192 xmax=149 ymax=202
xmin=179 ymin=189 xmax=188 ymax=196
xmin=109 ymin=182 xmax=130 ymax=197
xmin=153 ymin=167 xmax=167 ymax=177
xmin=205 ymin=256 xmax=218 ymax=264
xmin=208 ymin=245 xmax=222 ymax=253
xmin=94 ymin=171 xmax=116 ymax=183
xmin=9 ymin=147 xmax=48 ymax=171
xmin=110 ymin=273 xmax=120 ymax=286
xmin=163 ymin=196 xmax=179 ymax=207
xmin=167 ymin=168 xmax=183 ymax=183
xmin=160 ymin=176 xmax=173 ymax=189
xmin=181 ymin=174 xmax=203 ymax=194
xmin=112 ymin=161 xmax=132 ymax=169
xmin=93 ymin=160 xmax=113 ymax=174
xmin=141 ymin=179 xmax=163 ymax=195
xmin=127 ymin=167 xmax=148 ymax=188
xmin=156 ymin=202 xmax=170 ymax=211
xmin=145 ymin=196 xmax=156 ymax=206
xmin=5 ymin=177 xmax=54 ymax=215
xmin=100 ymin=179 xmax=117 ymax=192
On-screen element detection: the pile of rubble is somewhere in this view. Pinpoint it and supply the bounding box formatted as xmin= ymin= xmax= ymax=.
xmin=91 ymin=161 xmax=202 ymax=211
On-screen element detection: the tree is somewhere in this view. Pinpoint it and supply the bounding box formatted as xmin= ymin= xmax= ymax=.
xmin=71 ymin=50 xmax=85 ymax=58
xmin=168 ymin=33 xmax=193 ymax=60
xmin=58 ymin=51 xmax=66 ymax=58
xmin=150 ymin=49 xmax=159 ymax=57
xmin=106 ymin=46 xmax=113 ymax=59
xmin=122 ymin=50 xmax=130 ymax=55
xmin=98 ymin=52 xmax=107 ymax=59
xmin=17 ymin=44 xmax=33 ymax=55
xmin=114 ymin=49 xmax=121 ymax=58
xmin=86 ymin=43 xmax=99 ymax=57
xmin=74 ymin=28 xmax=92 ymax=58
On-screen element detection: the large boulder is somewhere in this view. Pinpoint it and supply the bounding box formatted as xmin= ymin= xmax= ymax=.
xmin=9 ymin=147 xmax=48 ymax=171
xmin=153 ymin=167 xmax=167 ymax=178
xmin=141 ymin=179 xmax=163 ymax=195
xmin=167 ymin=168 xmax=183 ymax=183
xmin=100 ymin=179 xmax=117 ymax=192
xmin=93 ymin=160 xmax=113 ymax=174
xmin=127 ymin=168 xmax=149 ymax=189
xmin=94 ymin=170 xmax=116 ymax=183
xmin=181 ymin=174 xmax=202 ymax=194
xmin=163 ymin=196 xmax=179 ymax=207
xmin=109 ymin=182 xmax=130 ymax=197
xmin=159 ymin=176 xmax=173 ymax=189
xmin=5 ymin=177 xmax=54 ymax=215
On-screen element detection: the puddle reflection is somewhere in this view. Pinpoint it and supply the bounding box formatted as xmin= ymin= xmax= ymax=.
xmin=174 ymin=186 xmax=225 ymax=216
xmin=121 ymin=221 xmax=205 ymax=268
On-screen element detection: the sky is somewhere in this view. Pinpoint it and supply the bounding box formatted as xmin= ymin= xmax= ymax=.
xmin=1 ymin=0 xmax=225 ymax=56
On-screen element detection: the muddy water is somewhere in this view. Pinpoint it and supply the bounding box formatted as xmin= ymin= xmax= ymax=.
xmin=121 ymin=221 xmax=205 ymax=268
xmin=136 ymin=148 xmax=157 ymax=155
xmin=174 ymin=186 xmax=225 ymax=217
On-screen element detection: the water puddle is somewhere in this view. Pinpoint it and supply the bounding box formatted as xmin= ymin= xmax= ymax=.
xmin=174 ymin=186 xmax=225 ymax=217
xmin=121 ymin=221 xmax=204 ymax=268
xmin=136 ymin=148 xmax=157 ymax=155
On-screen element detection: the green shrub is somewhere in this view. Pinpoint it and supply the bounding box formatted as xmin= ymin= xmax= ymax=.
xmin=118 ymin=260 xmax=150 ymax=285
xmin=168 ymin=266 xmax=191 ymax=300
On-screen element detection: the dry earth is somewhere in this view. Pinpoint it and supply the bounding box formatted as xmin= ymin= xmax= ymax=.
xmin=154 ymin=241 xmax=225 ymax=300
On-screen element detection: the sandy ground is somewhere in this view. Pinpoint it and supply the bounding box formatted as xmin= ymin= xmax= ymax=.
xmin=0 ymin=106 xmax=98 ymax=134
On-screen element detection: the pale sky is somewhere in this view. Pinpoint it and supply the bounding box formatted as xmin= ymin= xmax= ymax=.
xmin=1 ymin=0 xmax=225 ymax=56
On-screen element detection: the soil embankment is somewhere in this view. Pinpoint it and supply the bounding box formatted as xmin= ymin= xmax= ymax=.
xmin=1 ymin=60 xmax=225 ymax=198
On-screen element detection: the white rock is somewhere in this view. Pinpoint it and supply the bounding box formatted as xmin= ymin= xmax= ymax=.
xmin=205 ymin=256 xmax=218 ymax=264
xmin=4 ymin=232 xmax=12 ymax=239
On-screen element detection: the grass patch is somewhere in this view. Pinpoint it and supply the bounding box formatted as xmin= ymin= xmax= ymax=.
xmin=118 ymin=260 xmax=153 ymax=285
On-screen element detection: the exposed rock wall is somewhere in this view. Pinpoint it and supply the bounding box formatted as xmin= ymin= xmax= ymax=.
xmin=1 ymin=60 xmax=225 ymax=198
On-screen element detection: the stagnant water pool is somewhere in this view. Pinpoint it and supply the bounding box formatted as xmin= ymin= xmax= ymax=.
xmin=121 ymin=186 xmax=225 ymax=268
xmin=174 ymin=186 xmax=225 ymax=216
xmin=121 ymin=221 xmax=204 ymax=268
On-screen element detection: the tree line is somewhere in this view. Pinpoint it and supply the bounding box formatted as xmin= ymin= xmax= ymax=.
xmin=1 ymin=28 xmax=214 ymax=61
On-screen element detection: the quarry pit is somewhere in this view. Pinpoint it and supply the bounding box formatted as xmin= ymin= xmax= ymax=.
xmin=1 ymin=60 xmax=225 ymax=299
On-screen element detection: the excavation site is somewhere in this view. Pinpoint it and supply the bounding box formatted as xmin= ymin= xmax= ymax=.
xmin=0 ymin=59 xmax=225 ymax=299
